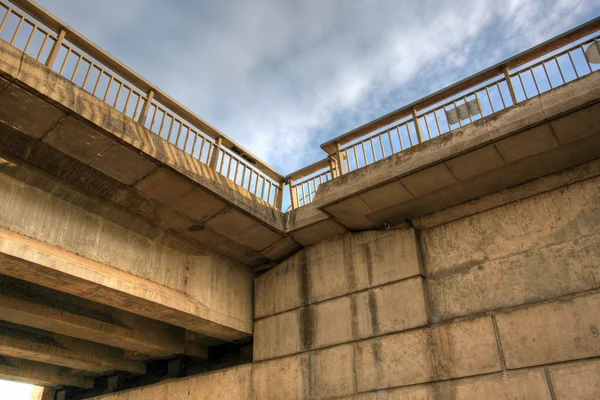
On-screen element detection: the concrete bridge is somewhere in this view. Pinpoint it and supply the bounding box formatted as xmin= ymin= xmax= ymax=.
xmin=0 ymin=1 xmax=599 ymax=399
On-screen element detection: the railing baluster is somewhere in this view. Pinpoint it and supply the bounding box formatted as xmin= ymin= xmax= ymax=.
xmin=23 ymin=24 xmax=36 ymax=54
xmin=10 ymin=16 xmax=23 ymax=45
xmin=0 ymin=7 xmax=11 ymax=35
xmin=112 ymin=80 xmax=123 ymax=106
xmin=58 ymin=47 xmax=71 ymax=75
xmin=36 ymin=33 xmax=49 ymax=61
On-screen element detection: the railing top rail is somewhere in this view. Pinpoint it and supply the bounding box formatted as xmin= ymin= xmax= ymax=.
xmin=286 ymin=158 xmax=331 ymax=181
xmin=320 ymin=16 xmax=600 ymax=154
xmin=6 ymin=0 xmax=284 ymax=182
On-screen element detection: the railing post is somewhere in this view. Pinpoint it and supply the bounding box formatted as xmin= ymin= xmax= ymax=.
xmin=503 ymin=65 xmax=518 ymax=105
xmin=289 ymin=179 xmax=299 ymax=210
xmin=329 ymin=157 xmax=339 ymax=178
xmin=335 ymin=142 xmax=346 ymax=176
xmin=138 ymin=89 xmax=155 ymax=125
xmin=209 ymin=136 xmax=222 ymax=170
xmin=45 ymin=29 xmax=66 ymax=69
xmin=412 ymin=109 xmax=425 ymax=144
xmin=275 ymin=180 xmax=285 ymax=210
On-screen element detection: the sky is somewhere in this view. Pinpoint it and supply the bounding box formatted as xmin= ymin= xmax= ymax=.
xmin=0 ymin=0 xmax=599 ymax=398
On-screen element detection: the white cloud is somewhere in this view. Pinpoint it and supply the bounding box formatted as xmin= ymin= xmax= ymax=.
xmin=36 ymin=0 xmax=599 ymax=173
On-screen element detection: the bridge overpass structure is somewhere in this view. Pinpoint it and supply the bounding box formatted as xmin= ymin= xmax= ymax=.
xmin=0 ymin=0 xmax=599 ymax=399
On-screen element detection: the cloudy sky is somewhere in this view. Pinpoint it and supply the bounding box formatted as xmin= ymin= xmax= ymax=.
xmin=23 ymin=0 xmax=598 ymax=175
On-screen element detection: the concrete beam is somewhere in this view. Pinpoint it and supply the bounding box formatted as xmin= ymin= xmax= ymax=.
xmin=0 ymin=275 xmax=185 ymax=358
xmin=0 ymin=355 xmax=93 ymax=388
xmin=0 ymin=227 xmax=251 ymax=341
xmin=0 ymin=321 xmax=145 ymax=375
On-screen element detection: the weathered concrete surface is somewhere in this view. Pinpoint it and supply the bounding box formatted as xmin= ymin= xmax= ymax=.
xmin=0 ymin=355 xmax=93 ymax=388
xmin=549 ymin=359 xmax=600 ymax=400
xmin=355 ymin=317 xmax=501 ymax=391
xmin=496 ymin=292 xmax=600 ymax=369
xmin=254 ymin=228 xmax=427 ymax=362
xmin=0 ymin=321 xmax=145 ymax=374
xmin=255 ymin=229 xmax=422 ymax=318
xmin=0 ymin=275 xmax=186 ymax=358
xmin=253 ymin=354 xmax=310 ymax=400
xmin=422 ymin=173 xmax=600 ymax=322
xmin=0 ymin=38 xmax=297 ymax=269
xmin=306 ymin=71 xmax=600 ymax=233
xmin=86 ymin=358 xmax=600 ymax=400
xmin=311 ymin=344 xmax=355 ymax=399
xmin=0 ymin=154 xmax=254 ymax=341
xmin=355 ymin=369 xmax=553 ymax=399
xmin=89 ymin=364 xmax=253 ymax=399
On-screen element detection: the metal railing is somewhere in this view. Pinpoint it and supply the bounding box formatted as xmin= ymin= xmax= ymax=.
xmin=0 ymin=0 xmax=598 ymax=212
xmin=0 ymin=0 xmax=285 ymax=208
xmin=286 ymin=17 xmax=600 ymax=208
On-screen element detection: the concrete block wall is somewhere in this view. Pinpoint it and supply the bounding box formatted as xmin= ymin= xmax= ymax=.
xmin=250 ymin=173 xmax=600 ymax=399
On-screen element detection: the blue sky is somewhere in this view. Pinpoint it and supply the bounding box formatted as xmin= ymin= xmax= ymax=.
xmin=1 ymin=0 xmax=599 ymax=397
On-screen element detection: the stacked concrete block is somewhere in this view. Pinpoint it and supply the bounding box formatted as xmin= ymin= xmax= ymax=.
xmin=91 ymin=173 xmax=600 ymax=399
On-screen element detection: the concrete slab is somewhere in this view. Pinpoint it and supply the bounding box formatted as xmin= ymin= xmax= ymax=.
xmin=253 ymin=354 xmax=310 ymax=400
xmin=89 ymin=144 xmax=157 ymax=186
xmin=366 ymin=130 xmax=600 ymax=227
xmin=258 ymin=237 xmax=303 ymax=264
xmin=358 ymin=180 xmax=413 ymax=212
xmin=0 ymin=275 xmax=186 ymax=357
xmin=203 ymin=208 xmax=257 ymax=238
xmin=324 ymin=196 xmax=377 ymax=230
xmin=134 ymin=167 xmax=195 ymax=204
xmin=444 ymin=144 xmax=506 ymax=181
xmin=311 ymin=344 xmax=355 ymax=399
xmin=373 ymin=369 xmax=552 ymax=400
xmin=0 ymin=84 xmax=65 ymax=138
xmin=355 ymin=316 xmax=500 ymax=391
xmin=494 ymin=123 xmax=558 ymax=163
xmin=171 ymin=188 xmax=228 ymax=222
xmin=0 ymin=321 xmax=146 ymax=374
xmin=42 ymin=116 xmax=114 ymax=164
xmin=496 ymin=292 xmax=600 ymax=369
xmin=289 ymin=219 xmax=347 ymax=246
xmin=253 ymin=309 xmax=302 ymax=361
xmin=313 ymin=296 xmax=353 ymax=348
xmin=0 ymin=227 xmax=252 ymax=341
xmin=234 ymin=222 xmax=285 ymax=252
xmin=0 ymin=355 xmax=93 ymax=388
xmin=550 ymin=102 xmax=600 ymax=145
xmin=400 ymin=163 xmax=457 ymax=197
xmin=549 ymin=359 xmax=600 ymax=400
